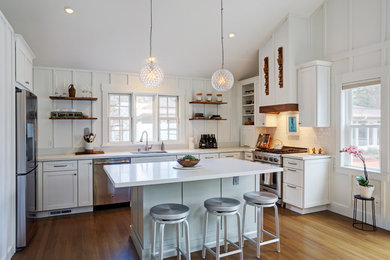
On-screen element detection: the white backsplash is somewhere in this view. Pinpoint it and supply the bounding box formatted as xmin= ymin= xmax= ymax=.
xmin=256 ymin=112 xmax=334 ymax=155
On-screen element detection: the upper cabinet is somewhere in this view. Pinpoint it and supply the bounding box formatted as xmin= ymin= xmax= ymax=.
xmin=15 ymin=34 xmax=35 ymax=92
xmin=259 ymin=15 xmax=310 ymax=107
xmin=297 ymin=60 xmax=332 ymax=127
xmin=238 ymin=76 xmax=277 ymax=128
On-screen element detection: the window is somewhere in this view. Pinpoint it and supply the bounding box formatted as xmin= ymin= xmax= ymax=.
xmin=343 ymin=82 xmax=381 ymax=170
xmin=159 ymin=96 xmax=179 ymax=141
xmin=135 ymin=95 xmax=154 ymax=141
xmin=103 ymin=91 xmax=181 ymax=145
xmin=108 ymin=94 xmax=131 ymax=142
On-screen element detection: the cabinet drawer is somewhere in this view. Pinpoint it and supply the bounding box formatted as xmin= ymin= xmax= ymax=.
xmin=283 ymin=158 xmax=303 ymax=170
xmin=200 ymin=153 xmax=218 ymax=160
xmin=219 ymin=152 xmax=241 ymax=159
xmin=283 ymin=167 xmax=303 ymax=187
xmin=43 ymin=161 xmax=77 ymax=171
xmin=244 ymin=152 xmax=253 ymax=161
xmin=283 ymin=183 xmax=303 ymax=208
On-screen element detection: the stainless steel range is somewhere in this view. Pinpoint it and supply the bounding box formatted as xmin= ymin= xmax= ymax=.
xmin=253 ymin=146 xmax=307 ymax=204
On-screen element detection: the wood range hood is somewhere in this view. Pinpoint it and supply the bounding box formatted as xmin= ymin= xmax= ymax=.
xmin=259 ymin=104 xmax=299 ymax=114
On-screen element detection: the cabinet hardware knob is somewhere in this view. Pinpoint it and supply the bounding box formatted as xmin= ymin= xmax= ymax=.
xmin=74 ymin=174 xmax=77 ymax=176
xmin=25 ymin=81 xmax=29 ymax=84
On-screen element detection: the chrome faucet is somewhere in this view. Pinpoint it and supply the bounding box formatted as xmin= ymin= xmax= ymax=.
xmin=140 ymin=131 xmax=152 ymax=151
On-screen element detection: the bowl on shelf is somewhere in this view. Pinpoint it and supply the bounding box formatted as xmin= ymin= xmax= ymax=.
xmin=177 ymin=155 xmax=200 ymax=167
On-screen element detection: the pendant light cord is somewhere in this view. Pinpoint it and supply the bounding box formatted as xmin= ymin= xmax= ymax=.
xmin=149 ymin=0 xmax=153 ymax=59
xmin=220 ymin=0 xmax=225 ymax=69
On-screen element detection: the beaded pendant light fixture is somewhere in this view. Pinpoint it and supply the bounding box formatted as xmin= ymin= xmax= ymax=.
xmin=139 ymin=0 xmax=164 ymax=88
xmin=211 ymin=0 xmax=234 ymax=91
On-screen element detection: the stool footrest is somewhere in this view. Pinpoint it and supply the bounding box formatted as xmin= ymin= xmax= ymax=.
xmin=151 ymin=247 xmax=189 ymax=260
xmin=204 ymin=245 xmax=242 ymax=258
xmin=243 ymin=233 xmax=279 ymax=246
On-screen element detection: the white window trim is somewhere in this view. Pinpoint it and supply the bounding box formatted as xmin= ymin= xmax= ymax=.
xmin=133 ymin=93 xmax=158 ymax=144
xmin=158 ymin=95 xmax=180 ymax=143
xmin=102 ymin=84 xmax=133 ymax=147
xmin=101 ymin=84 xmax=186 ymax=147
xmin=336 ymin=69 xmax=390 ymax=175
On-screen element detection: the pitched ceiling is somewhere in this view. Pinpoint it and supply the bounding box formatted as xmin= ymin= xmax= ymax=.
xmin=0 ymin=0 xmax=324 ymax=80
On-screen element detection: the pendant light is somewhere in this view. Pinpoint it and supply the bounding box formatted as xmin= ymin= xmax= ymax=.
xmin=139 ymin=0 xmax=164 ymax=88
xmin=211 ymin=0 xmax=234 ymax=91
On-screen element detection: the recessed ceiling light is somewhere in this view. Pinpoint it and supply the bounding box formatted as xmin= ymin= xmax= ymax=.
xmin=228 ymin=33 xmax=235 ymax=38
xmin=64 ymin=7 xmax=74 ymax=14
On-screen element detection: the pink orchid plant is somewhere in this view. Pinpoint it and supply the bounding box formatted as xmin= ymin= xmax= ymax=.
xmin=340 ymin=145 xmax=370 ymax=186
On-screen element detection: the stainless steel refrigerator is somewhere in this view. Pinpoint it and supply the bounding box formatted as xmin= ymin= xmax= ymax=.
xmin=16 ymin=88 xmax=37 ymax=249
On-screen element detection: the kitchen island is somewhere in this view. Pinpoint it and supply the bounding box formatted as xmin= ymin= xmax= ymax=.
xmin=104 ymin=158 xmax=282 ymax=259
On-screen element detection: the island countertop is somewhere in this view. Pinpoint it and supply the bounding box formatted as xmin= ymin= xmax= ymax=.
xmin=104 ymin=158 xmax=282 ymax=188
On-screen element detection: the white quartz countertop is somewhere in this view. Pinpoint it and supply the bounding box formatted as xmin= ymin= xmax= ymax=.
xmin=282 ymin=153 xmax=333 ymax=160
xmin=37 ymin=147 xmax=254 ymax=161
xmin=104 ymin=158 xmax=282 ymax=188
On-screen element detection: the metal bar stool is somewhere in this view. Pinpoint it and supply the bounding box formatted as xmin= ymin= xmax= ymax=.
xmin=202 ymin=197 xmax=243 ymax=260
xmin=242 ymin=191 xmax=280 ymax=258
xmin=150 ymin=203 xmax=191 ymax=260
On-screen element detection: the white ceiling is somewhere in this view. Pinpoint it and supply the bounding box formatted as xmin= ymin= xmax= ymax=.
xmin=0 ymin=0 xmax=324 ymax=80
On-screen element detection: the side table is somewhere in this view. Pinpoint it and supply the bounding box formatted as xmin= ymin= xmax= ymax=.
xmin=353 ymin=195 xmax=376 ymax=231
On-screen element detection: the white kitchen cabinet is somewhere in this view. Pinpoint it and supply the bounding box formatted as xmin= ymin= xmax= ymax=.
xmin=240 ymin=126 xmax=257 ymax=147
xmin=219 ymin=152 xmax=242 ymax=159
xmin=15 ymin=34 xmax=35 ymax=92
xmin=297 ymin=60 xmax=332 ymax=127
xmin=199 ymin=153 xmax=219 ymax=160
xmin=78 ymin=160 xmax=93 ymax=207
xmin=282 ymin=156 xmax=331 ymax=213
xmin=43 ymin=170 xmax=78 ymax=210
xmin=259 ymin=15 xmax=309 ymax=107
xmin=244 ymin=152 xmax=253 ymax=161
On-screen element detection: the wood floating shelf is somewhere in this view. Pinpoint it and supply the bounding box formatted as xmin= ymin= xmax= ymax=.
xmin=189 ymin=118 xmax=227 ymax=121
xmin=189 ymin=101 xmax=227 ymax=105
xmin=49 ymin=117 xmax=98 ymax=120
xmin=49 ymin=96 xmax=98 ymax=101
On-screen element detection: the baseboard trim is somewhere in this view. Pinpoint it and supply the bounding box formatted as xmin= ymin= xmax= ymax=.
xmin=35 ymin=206 xmax=93 ymax=218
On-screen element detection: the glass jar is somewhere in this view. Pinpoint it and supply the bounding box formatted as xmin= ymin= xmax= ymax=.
xmin=216 ymin=94 xmax=222 ymax=102
xmin=206 ymin=93 xmax=212 ymax=102
xmin=196 ymin=93 xmax=202 ymax=101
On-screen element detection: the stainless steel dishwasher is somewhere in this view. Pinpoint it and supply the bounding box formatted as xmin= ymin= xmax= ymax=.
xmin=93 ymin=158 xmax=131 ymax=206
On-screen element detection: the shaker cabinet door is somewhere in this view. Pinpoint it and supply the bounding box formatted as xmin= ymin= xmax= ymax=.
xmin=43 ymin=170 xmax=78 ymax=210
xmin=78 ymin=160 xmax=93 ymax=207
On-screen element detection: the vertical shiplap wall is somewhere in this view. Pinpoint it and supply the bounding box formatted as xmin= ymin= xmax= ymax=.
xmin=34 ymin=67 xmax=240 ymax=155
xmin=0 ymin=11 xmax=15 ymax=260
xmin=311 ymin=0 xmax=390 ymax=230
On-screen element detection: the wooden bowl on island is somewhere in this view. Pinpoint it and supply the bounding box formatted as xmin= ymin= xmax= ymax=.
xmin=177 ymin=155 xmax=200 ymax=167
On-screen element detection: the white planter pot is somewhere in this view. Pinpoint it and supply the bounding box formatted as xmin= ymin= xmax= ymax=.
xmin=360 ymin=185 xmax=375 ymax=199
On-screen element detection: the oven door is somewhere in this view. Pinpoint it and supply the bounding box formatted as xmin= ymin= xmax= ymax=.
xmin=257 ymin=162 xmax=283 ymax=202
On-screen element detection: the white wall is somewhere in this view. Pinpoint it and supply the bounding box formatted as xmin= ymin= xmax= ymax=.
xmin=310 ymin=0 xmax=390 ymax=230
xmin=0 ymin=11 xmax=15 ymax=260
xmin=34 ymin=67 xmax=240 ymax=155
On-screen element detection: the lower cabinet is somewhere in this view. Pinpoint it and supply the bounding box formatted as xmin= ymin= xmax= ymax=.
xmin=199 ymin=153 xmax=218 ymax=160
xmin=219 ymin=152 xmax=242 ymax=159
xmin=78 ymin=160 xmax=93 ymax=207
xmin=282 ymin=156 xmax=331 ymax=211
xmin=41 ymin=159 xmax=93 ymax=211
xmin=43 ymin=170 xmax=78 ymax=210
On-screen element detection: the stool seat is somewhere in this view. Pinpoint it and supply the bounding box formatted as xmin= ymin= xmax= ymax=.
xmin=244 ymin=191 xmax=278 ymax=205
xmin=150 ymin=203 xmax=190 ymax=220
xmin=204 ymin=197 xmax=240 ymax=212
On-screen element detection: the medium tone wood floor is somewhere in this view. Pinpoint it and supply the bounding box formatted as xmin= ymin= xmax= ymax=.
xmin=12 ymin=207 xmax=390 ymax=260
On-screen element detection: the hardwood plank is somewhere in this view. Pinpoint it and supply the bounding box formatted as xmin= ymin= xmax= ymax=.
xmin=12 ymin=207 xmax=390 ymax=260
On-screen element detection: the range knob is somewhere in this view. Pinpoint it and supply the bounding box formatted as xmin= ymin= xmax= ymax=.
xmin=263 ymin=156 xmax=268 ymax=161
xmin=273 ymin=158 xmax=279 ymax=162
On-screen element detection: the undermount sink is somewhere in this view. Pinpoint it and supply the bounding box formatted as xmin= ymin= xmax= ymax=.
xmin=132 ymin=151 xmax=168 ymax=154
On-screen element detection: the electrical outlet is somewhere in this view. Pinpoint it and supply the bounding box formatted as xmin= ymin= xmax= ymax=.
xmin=233 ymin=176 xmax=239 ymax=185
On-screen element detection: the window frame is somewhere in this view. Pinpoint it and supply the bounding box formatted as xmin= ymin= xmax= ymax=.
xmin=107 ymin=93 xmax=132 ymax=144
xmin=337 ymin=70 xmax=389 ymax=176
xmin=342 ymin=82 xmax=381 ymax=171
xmin=158 ymin=95 xmax=180 ymax=142
xmin=102 ymin=84 xmax=184 ymax=147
